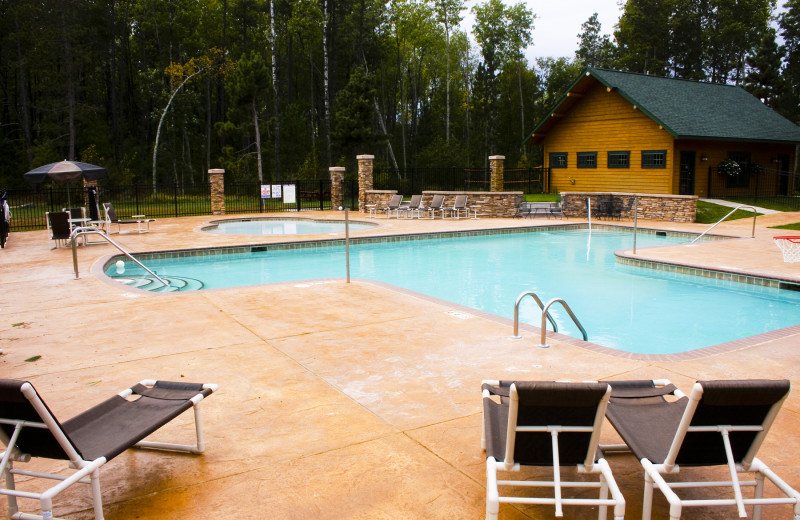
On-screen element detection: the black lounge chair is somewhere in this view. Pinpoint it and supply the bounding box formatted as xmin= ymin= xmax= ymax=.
xmin=102 ymin=202 xmax=155 ymax=234
xmin=46 ymin=211 xmax=72 ymax=249
xmin=604 ymin=379 xmax=800 ymax=520
xmin=0 ymin=379 xmax=217 ymax=520
xmin=481 ymin=380 xmax=625 ymax=520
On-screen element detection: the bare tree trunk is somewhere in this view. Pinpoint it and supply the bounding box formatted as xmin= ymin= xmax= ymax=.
xmin=445 ymin=20 xmax=451 ymax=143
xmin=517 ymin=61 xmax=525 ymax=148
xmin=270 ymin=0 xmax=282 ymax=182
xmin=253 ymin=99 xmax=263 ymax=183
xmin=62 ymin=13 xmax=76 ymax=161
xmin=373 ymin=97 xmax=398 ymax=173
xmin=14 ymin=15 xmax=32 ymax=166
xmin=323 ymin=0 xmax=332 ymax=167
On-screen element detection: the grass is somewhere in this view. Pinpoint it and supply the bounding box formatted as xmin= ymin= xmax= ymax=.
xmin=695 ymin=201 xmax=762 ymax=224
xmin=770 ymin=222 xmax=800 ymax=231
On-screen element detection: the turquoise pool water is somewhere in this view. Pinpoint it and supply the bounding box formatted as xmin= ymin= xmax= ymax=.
xmin=202 ymin=217 xmax=375 ymax=235
xmin=105 ymin=228 xmax=800 ymax=355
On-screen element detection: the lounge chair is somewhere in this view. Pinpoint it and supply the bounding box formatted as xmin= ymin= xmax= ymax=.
xmin=46 ymin=211 xmax=72 ymax=249
xmin=443 ymin=194 xmax=469 ymax=219
xmin=367 ymin=194 xmax=403 ymax=218
xmin=103 ymin=202 xmax=155 ymax=234
xmin=0 ymin=378 xmax=217 ymax=520
xmin=420 ymin=194 xmax=445 ymax=219
xmin=604 ymin=379 xmax=800 ymax=520
xmin=481 ymin=380 xmax=625 ymax=520
xmin=392 ymin=194 xmax=423 ymax=218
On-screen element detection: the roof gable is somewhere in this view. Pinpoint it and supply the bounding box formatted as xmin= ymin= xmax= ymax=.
xmin=526 ymin=68 xmax=800 ymax=145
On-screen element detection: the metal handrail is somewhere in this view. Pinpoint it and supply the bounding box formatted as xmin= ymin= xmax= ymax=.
xmin=691 ymin=205 xmax=757 ymax=243
xmin=511 ymin=291 xmax=559 ymax=339
xmin=539 ymin=298 xmax=588 ymax=348
xmin=70 ymin=226 xmax=170 ymax=288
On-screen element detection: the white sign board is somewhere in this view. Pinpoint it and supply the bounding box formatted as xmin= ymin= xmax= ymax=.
xmin=283 ymin=184 xmax=296 ymax=204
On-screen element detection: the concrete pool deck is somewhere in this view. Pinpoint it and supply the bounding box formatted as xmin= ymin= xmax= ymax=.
xmin=2 ymin=211 xmax=800 ymax=519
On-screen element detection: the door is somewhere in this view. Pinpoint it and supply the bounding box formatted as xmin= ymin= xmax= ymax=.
xmin=679 ymin=151 xmax=696 ymax=195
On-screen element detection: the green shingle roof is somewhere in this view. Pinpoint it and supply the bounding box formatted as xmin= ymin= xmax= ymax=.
xmin=528 ymin=67 xmax=800 ymax=144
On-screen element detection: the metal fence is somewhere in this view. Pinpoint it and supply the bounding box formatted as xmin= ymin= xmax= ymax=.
xmin=373 ymin=166 xmax=547 ymax=194
xmin=707 ymin=166 xmax=800 ymax=211
xmin=4 ymin=179 xmax=352 ymax=232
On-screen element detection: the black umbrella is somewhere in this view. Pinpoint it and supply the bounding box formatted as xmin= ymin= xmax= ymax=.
xmin=24 ymin=160 xmax=107 ymax=184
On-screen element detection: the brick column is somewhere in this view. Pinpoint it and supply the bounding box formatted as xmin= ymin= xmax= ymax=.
xmin=209 ymin=169 xmax=225 ymax=215
xmin=329 ymin=166 xmax=345 ymax=209
xmin=489 ymin=155 xmax=505 ymax=192
xmin=357 ymin=155 xmax=374 ymax=213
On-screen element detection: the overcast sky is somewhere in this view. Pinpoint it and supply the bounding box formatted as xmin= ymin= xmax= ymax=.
xmin=459 ymin=0 xmax=788 ymax=64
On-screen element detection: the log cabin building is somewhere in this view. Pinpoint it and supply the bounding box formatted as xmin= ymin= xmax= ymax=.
xmin=525 ymin=68 xmax=800 ymax=198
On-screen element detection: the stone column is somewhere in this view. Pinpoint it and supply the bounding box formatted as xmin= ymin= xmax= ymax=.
xmin=209 ymin=169 xmax=225 ymax=215
xmin=357 ymin=155 xmax=374 ymax=213
xmin=329 ymin=167 xmax=345 ymax=209
xmin=489 ymin=155 xmax=505 ymax=192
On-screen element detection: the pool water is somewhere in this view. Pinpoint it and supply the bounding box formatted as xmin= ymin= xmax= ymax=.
xmin=106 ymin=228 xmax=800 ymax=355
xmin=203 ymin=218 xmax=375 ymax=235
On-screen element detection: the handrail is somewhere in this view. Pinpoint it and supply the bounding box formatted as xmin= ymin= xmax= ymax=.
xmin=511 ymin=291 xmax=559 ymax=339
xmin=70 ymin=226 xmax=170 ymax=288
xmin=691 ymin=205 xmax=757 ymax=243
xmin=539 ymin=298 xmax=588 ymax=348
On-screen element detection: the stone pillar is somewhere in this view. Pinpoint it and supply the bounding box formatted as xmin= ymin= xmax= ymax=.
xmin=329 ymin=166 xmax=346 ymax=209
xmin=209 ymin=169 xmax=225 ymax=215
xmin=489 ymin=155 xmax=505 ymax=192
xmin=357 ymin=155 xmax=375 ymax=213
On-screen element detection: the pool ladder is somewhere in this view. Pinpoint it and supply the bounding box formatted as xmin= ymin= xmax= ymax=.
xmin=512 ymin=291 xmax=587 ymax=348
xmin=69 ymin=226 xmax=170 ymax=289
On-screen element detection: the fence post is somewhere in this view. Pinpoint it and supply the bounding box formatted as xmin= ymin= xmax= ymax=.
xmin=330 ymin=166 xmax=345 ymax=209
xmin=489 ymin=155 xmax=505 ymax=192
xmin=209 ymin=169 xmax=225 ymax=215
xmin=357 ymin=154 xmax=374 ymax=212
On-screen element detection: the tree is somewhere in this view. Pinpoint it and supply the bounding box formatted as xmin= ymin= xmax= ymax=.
xmin=230 ymin=51 xmax=270 ymax=183
xmin=575 ymin=13 xmax=614 ymax=68
xmin=780 ymin=0 xmax=800 ymax=122
xmin=744 ymin=28 xmax=786 ymax=110
xmin=431 ymin=0 xmax=465 ymax=143
xmin=332 ymin=66 xmax=381 ymax=158
xmin=615 ymin=0 xmax=672 ymax=75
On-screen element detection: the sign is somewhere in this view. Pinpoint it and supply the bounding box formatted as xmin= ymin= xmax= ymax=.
xmin=283 ymin=184 xmax=296 ymax=204
xmin=260 ymin=185 xmax=271 ymax=199
xmin=271 ymin=184 xmax=282 ymax=198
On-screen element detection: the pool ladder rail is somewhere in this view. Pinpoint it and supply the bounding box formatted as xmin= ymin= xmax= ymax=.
xmin=512 ymin=291 xmax=588 ymax=348
xmin=69 ymin=226 xmax=170 ymax=289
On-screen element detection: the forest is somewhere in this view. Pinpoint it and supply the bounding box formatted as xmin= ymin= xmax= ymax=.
xmin=1 ymin=0 xmax=798 ymax=189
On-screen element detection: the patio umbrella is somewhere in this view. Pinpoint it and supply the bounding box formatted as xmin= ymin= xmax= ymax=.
xmin=23 ymin=160 xmax=108 ymax=184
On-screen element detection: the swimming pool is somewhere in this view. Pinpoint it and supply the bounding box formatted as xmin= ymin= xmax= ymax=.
xmin=202 ymin=217 xmax=376 ymax=235
xmin=104 ymin=227 xmax=800 ymax=355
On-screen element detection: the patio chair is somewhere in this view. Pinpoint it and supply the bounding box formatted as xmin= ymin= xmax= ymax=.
xmin=46 ymin=211 xmax=72 ymax=249
xmin=604 ymin=379 xmax=800 ymax=520
xmin=367 ymin=194 xmax=403 ymax=218
xmin=0 ymin=378 xmax=218 ymax=520
xmin=481 ymin=380 xmax=625 ymax=520
xmin=442 ymin=194 xmax=469 ymax=219
xmin=419 ymin=194 xmax=445 ymax=219
xmin=393 ymin=194 xmax=423 ymax=218
xmin=103 ymin=202 xmax=155 ymax=234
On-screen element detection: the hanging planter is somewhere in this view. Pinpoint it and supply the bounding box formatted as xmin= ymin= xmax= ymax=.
xmin=718 ymin=158 xmax=742 ymax=177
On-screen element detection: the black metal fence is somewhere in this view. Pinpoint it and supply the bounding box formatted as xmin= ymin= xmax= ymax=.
xmin=373 ymin=166 xmax=547 ymax=194
xmin=3 ymin=179 xmax=352 ymax=232
xmin=707 ymin=166 xmax=800 ymax=211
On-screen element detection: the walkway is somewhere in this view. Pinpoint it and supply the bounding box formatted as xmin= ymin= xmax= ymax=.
xmin=2 ymin=211 xmax=800 ymax=519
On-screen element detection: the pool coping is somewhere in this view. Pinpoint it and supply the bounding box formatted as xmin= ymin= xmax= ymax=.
xmin=90 ymin=223 xmax=800 ymax=361
xmin=196 ymin=215 xmax=379 ymax=235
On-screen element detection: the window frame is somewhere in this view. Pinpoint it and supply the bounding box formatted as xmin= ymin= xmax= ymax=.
xmin=642 ymin=150 xmax=667 ymax=169
xmin=607 ymin=151 xmax=631 ymax=169
xmin=577 ymin=152 xmax=598 ymax=169
xmin=549 ymin=152 xmax=568 ymax=169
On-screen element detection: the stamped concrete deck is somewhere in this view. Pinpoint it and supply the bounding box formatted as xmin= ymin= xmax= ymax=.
xmin=2 ymin=211 xmax=800 ymax=519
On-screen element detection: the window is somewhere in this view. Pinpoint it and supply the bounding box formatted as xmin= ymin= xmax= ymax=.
xmin=577 ymin=152 xmax=597 ymax=168
xmin=726 ymin=151 xmax=751 ymax=188
xmin=607 ymin=151 xmax=630 ymax=168
xmin=550 ymin=152 xmax=568 ymax=168
xmin=642 ymin=150 xmax=667 ymax=168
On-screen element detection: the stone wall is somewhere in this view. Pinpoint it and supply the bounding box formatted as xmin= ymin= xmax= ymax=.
xmin=561 ymin=192 xmax=697 ymax=222
xmin=209 ymin=169 xmax=225 ymax=215
xmin=364 ymin=190 xmax=522 ymax=218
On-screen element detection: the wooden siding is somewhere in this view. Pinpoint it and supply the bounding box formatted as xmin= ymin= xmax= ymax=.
xmin=543 ymin=85 xmax=674 ymax=194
